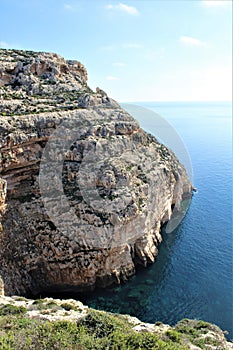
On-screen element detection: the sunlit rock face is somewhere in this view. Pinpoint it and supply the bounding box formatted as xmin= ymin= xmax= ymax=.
xmin=0 ymin=49 xmax=192 ymax=296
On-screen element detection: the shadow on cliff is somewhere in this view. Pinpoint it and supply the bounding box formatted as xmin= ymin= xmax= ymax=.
xmin=36 ymin=219 xmax=186 ymax=322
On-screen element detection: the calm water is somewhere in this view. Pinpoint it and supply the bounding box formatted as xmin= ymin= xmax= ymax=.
xmin=79 ymin=102 xmax=233 ymax=339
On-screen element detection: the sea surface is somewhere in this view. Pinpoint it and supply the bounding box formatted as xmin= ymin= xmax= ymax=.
xmin=78 ymin=102 xmax=233 ymax=340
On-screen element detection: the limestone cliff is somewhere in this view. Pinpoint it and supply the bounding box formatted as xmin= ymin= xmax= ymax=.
xmin=0 ymin=49 xmax=192 ymax=296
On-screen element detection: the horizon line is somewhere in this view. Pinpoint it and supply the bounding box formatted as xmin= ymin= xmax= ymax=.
xmin=119 ymin=100 xmax=232 ymax=104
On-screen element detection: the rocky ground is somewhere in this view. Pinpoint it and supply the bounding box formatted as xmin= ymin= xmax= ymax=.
xmin=0 ymin=48 xmax=118 ymax=116
xmin=0 ymin=295 xmax=232 ymax=349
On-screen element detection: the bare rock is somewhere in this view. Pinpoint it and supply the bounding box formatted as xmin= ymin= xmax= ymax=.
xmin=0 ymin=49 xmax=193 ymax=297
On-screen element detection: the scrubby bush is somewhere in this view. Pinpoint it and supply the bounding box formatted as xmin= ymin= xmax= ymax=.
xmin=0 ymin=310 xmax=226 ymax=350
xmin=0 ymin=310 xmax=189 ymax=350
xmin=0 ymin=304 xmax=27 ymax=316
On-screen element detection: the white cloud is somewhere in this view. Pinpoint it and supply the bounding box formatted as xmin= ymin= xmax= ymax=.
xmin=112 ymin=62 xmax=126 ymax=67
xmin=106 ymin=76 xmax=119 ymax=81
xmin=105 ymin=3 xmax=139 ymax=15
xmin=180 ymin=36 xmax=207 ymax=47
xmin=202 ymin=0 xmax=230 ymax=7
xmin=0 ymin=41 xmax=10 ymax=48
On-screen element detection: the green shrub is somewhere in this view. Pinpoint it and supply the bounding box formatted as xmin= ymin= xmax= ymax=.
xmin=195 ymin=320 xmax=211 ymax=329
xmin=0 ymin=305 xmax=27 ymax=316
xmin=165 ymin=330 xmax=182 ymax=342
xmin=0 ymin=309 xmax=213 ymax=350
xmin=61 ymin=303 xmax=78 ymax=311
xmin=32 ymin=299 xmax=60 ymax=311
xmin=77 ymin=310 xmax=128 ymax=337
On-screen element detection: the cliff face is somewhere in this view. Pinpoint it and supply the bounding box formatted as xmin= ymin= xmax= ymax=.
xmin=0 ymin=49 xmax=192 ymax=296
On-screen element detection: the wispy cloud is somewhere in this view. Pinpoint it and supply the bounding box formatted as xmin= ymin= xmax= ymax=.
xmin=202 ymin=0 xmax=230 ymax=7
xmin=106 ymin=76 xmax=119 ymax=81
xmin=180 ymin=36 xmax=207 ymax=47
xmin=105 ymin=3 xmax=139 ymax=16
xmin=112 ymin=62 xmax=126 ymax=67
xmin=0 ymin=41 xmax=10 ymax=48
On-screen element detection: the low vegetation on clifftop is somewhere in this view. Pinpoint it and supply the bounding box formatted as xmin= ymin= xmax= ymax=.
xmin=0 ymin=296 xmax=231 ymax=350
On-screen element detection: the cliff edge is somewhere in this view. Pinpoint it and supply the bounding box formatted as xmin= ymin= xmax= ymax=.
xmin=0 ymin=49 xmax=192 ymax=296
xmin=0 ymin=296 xmax=232 ymax=349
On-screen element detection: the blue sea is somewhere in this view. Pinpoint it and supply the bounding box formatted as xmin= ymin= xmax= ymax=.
xmin=79 ymin=102 xmax=233 ymax=340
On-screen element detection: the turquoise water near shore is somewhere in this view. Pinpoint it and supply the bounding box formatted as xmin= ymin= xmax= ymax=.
xmin=79 ymin=102 xmax=233 ymax=339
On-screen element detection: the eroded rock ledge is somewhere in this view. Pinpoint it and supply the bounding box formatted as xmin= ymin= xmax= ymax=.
xmin=0 ymin=49 xmax=192 ymax=296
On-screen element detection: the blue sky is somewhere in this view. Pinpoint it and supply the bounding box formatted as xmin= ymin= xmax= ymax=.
xmin=0 ymin=0 xmax=232 ymax=102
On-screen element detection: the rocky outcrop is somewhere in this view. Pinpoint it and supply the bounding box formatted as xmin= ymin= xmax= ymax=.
xmin=0 ymin=49 xmax=192 ymax=296
xmin=0 ymin=296 xmax=231 ymax=349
